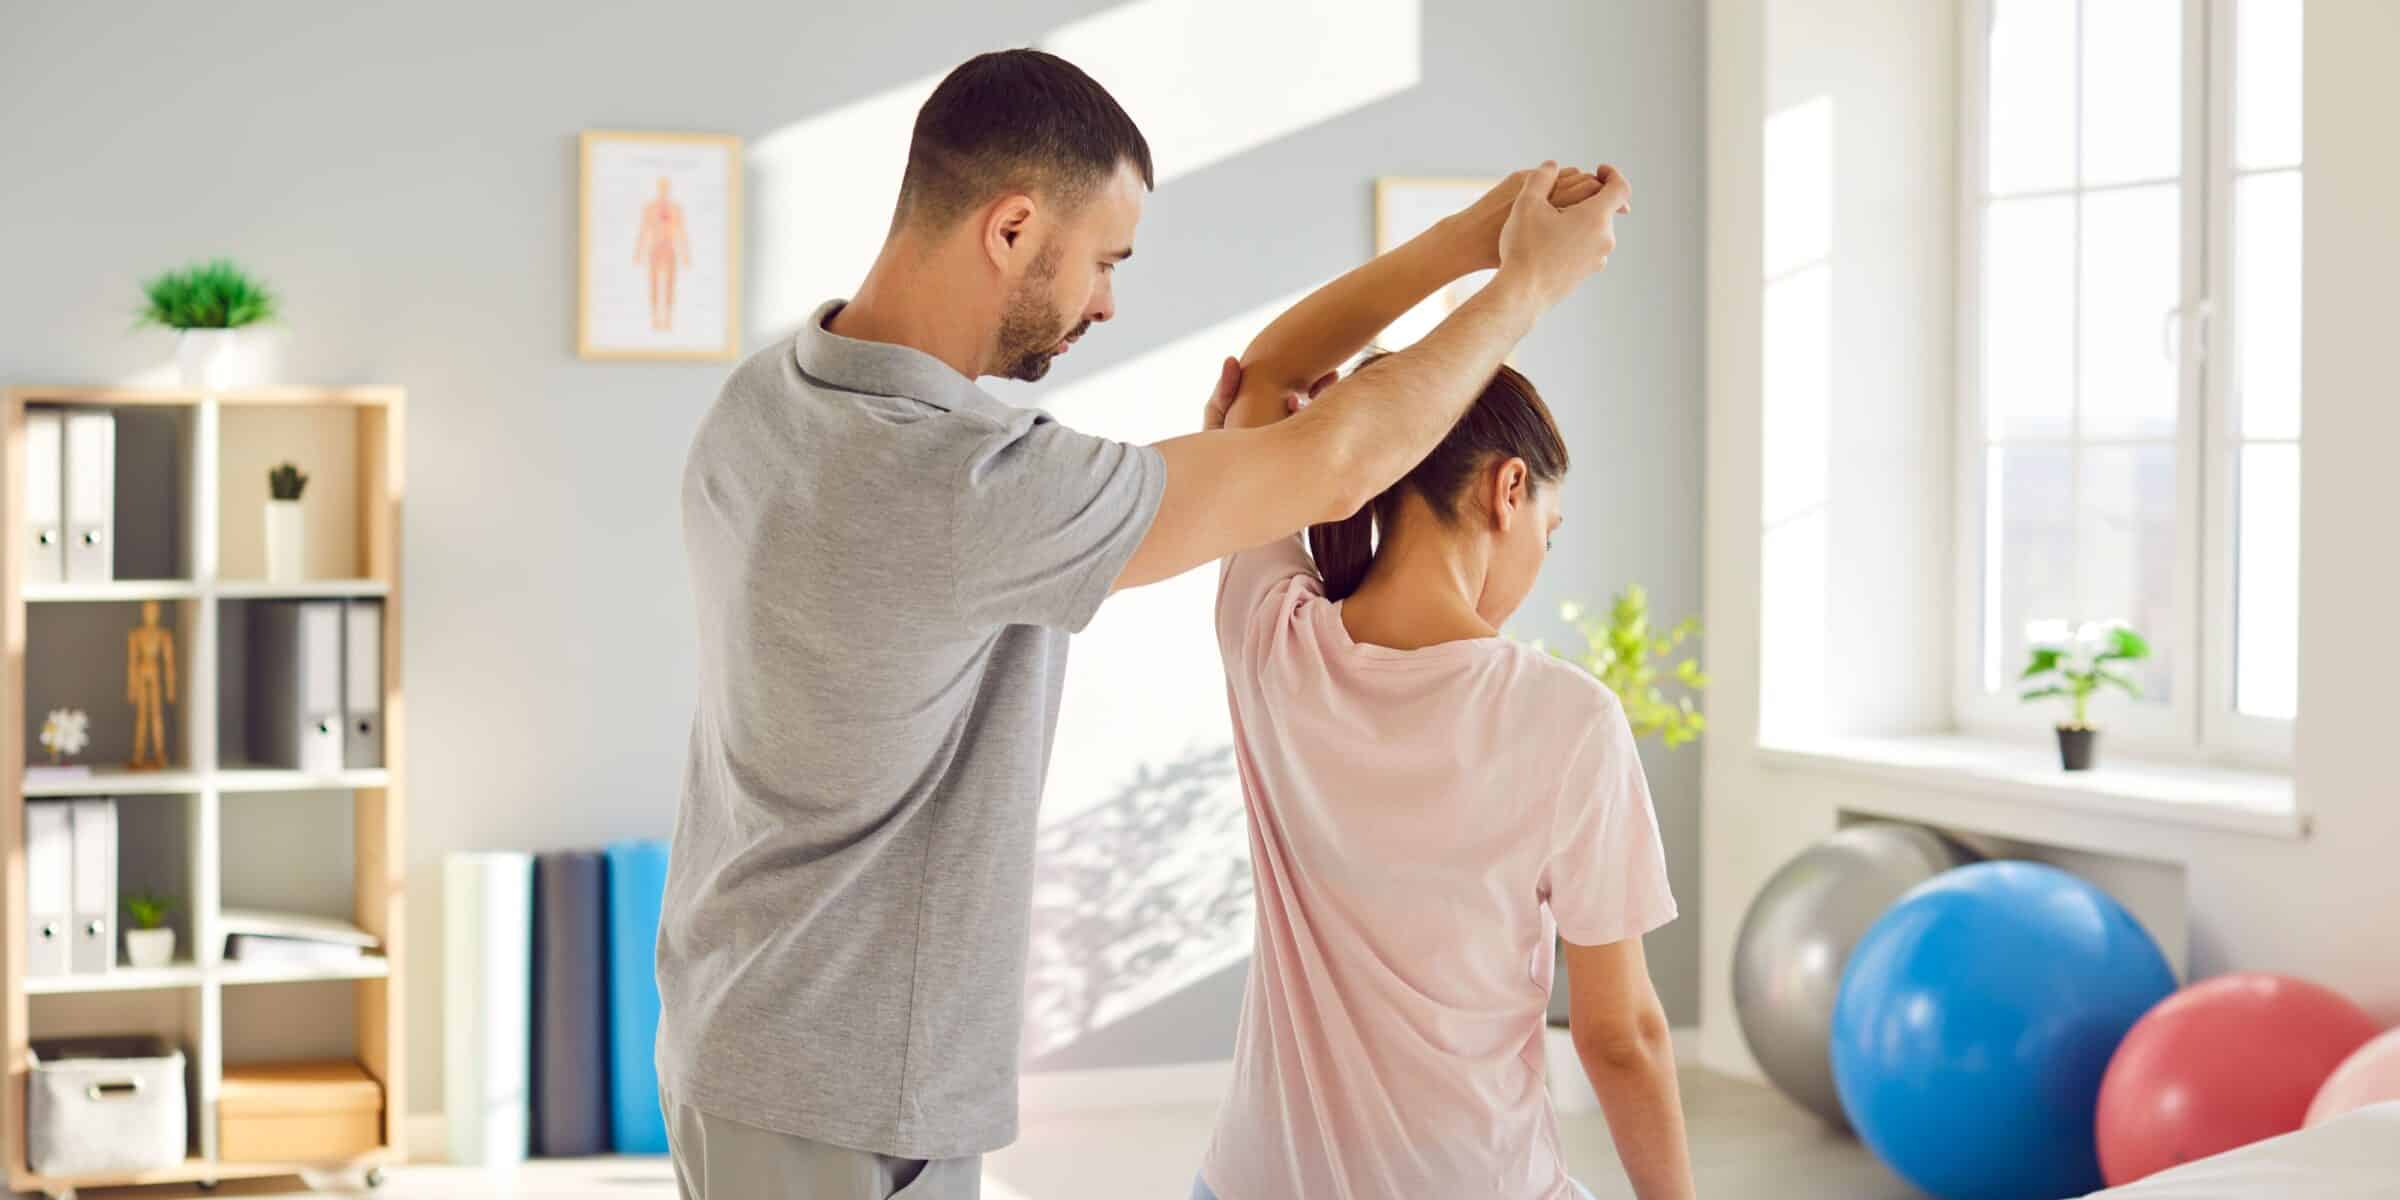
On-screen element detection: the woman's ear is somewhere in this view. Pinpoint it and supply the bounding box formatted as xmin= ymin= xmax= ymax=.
xmin=1491 ymin=457 xmax=1529 ymax=532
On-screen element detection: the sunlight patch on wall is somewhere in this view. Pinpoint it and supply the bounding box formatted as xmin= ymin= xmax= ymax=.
xmin=1041 ymin=0 xmax=1422 ymax=183
xmin=749 ymin=70 xmax=947 ymax=339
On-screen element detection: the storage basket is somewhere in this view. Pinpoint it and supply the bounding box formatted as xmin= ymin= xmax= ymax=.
xmin=26 ymin=1035 xmax=188 ymax=1176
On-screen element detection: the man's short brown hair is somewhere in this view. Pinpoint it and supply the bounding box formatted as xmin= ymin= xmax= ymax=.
xmin=894 ymin=49 xmax=1155 ymax=232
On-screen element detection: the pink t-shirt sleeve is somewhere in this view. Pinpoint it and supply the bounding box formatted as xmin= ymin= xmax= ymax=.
xmin=1215 ymin=535 xmax=1319 ymax=662
xmin=1543 ymin=690 xmax=1678 ymax=946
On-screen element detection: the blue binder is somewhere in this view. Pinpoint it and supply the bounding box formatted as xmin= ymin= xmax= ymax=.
xmin=605 ymin=839 xmax=671 ymax=1154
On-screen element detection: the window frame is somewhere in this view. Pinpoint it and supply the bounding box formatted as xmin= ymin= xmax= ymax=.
xmin=2202 ymin=0 xmax=2302 ymax=760
xmin=1953 ymin=0 xmax=2292 ymax=765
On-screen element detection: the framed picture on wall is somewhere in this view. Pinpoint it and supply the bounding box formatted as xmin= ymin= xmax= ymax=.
xmin=1373 ymin=176 xmax=1499 ymax=352
xmin=578 ymin=130 xmax=742 ymax=361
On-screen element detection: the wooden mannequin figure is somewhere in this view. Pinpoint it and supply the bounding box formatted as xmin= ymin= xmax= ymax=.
xmin=127 ymin=599 xmax=176 ymax=770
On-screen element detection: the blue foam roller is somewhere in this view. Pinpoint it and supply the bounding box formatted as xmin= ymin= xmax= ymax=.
xmin=606 ymin=838 xmax=671 ymax=1154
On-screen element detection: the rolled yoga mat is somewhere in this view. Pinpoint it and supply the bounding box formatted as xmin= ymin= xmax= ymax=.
xmin=532 ymin=850 xmax=610 ymax=1157
xmin=444 ymin=852 xmax=534 ymax=1166
xmin=606 ymin=839 xmax=671 ymax=1154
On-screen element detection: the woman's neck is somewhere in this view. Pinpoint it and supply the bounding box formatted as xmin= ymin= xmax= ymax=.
xmin=1337 ymin=520 xmax=1496 ymax=652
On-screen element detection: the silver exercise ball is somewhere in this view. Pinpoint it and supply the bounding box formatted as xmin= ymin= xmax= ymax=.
xmin=1731 ymin=822 xmax=1975 ymax=1128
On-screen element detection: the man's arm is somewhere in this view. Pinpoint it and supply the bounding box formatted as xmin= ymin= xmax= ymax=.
xmin=1564 ymin=934 xmax=1696 ymax=1200
xmin=1113 ymin=161 xmax=1629 ymax=591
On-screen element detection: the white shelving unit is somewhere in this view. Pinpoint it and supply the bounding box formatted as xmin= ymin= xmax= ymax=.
xmin=2 ymin=385 xmax=406 ymax=1197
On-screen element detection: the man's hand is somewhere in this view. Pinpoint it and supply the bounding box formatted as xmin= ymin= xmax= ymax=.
xmin=1444 ymin=165 xmax=1619 ymax=272
xmin=1201 ymin=357 xmax=1337 ymax=431
xmin=1496 ymin=161 xmax=1632 ymax=305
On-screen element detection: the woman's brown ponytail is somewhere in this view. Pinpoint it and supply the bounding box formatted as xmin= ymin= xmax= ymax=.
xmin=1306 ymin=355 xmax=1569 ymax=602
xmin=1308 ymin=502 xmax=1379 ymax=602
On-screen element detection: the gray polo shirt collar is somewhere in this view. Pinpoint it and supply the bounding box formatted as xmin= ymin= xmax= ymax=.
xmin=794 ymin=298 xmax=1001 ymax=417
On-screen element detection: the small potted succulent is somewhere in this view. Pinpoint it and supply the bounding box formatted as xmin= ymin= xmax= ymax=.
xmin=138 ymin=258 xmax=277 ymax=390
xmin=266 ymin=462 xmax=309 ymax=582
xmin=2020 ymin=622 xmax=2151 ymax=771
xmin=124 ymin=893 xmax=177 ymax=969
xmin=1552 ymin=585 xmax=1709 ymax=748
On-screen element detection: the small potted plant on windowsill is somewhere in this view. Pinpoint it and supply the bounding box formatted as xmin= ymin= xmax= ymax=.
xmin=124 ymin=893 xmax=177 ymax=969
xmin=2020 ymin=622 xmax=2151 ymax=771
xmin=138 ymin=258 xmax=278 ymax=391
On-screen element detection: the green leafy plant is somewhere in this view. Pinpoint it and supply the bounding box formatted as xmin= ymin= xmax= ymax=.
xmin=2019 ymin=622 xmax=2151 ymax=727
xmin=1552 ymin=586 xmax=1708 ymax=748
xmin=125 ymin=892 xmax=176 ymax=932
xmin=268 ymin=462 xmax=308 ymax=501
xmin=138 ymin=259 xmax=278 ymax=330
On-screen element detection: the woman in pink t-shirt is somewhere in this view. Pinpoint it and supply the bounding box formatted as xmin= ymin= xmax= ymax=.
xmin=1193 ymin=170 xmax=1695 ymax=1200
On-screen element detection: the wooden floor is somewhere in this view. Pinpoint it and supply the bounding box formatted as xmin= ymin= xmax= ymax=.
xmin=49 ymin=1068 xmax=1921 ymax=1199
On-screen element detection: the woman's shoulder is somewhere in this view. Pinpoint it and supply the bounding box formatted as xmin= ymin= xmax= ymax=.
xmin=1486 ymin=639 xmax=1624 ymax=718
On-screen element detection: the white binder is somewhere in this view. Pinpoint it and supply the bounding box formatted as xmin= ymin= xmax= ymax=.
xmin=61 ymin=410 xmax=114 ymax=584
xmin=343 ymin=601 xmax=383 ymax=769
xmin=25 ymin=803 xmax=73 ymax=977
xmin=24 ymin=408 xmax=65 ymax=587
xmin=250 ymin=601 xmax=345 ymax=773
xmin=68 ymin=799 xmax=116 ymax=975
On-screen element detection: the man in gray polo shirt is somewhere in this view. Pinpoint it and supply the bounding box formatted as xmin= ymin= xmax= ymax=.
xmin=660 ymin=48 xmax=1629 ymax=1199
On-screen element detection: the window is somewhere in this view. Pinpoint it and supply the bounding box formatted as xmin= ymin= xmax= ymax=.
xmin=1959 ymin=0 xmax=2299 ymax=759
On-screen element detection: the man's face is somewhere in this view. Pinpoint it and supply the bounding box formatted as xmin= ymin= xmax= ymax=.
xmin=994 ymin=161 xmax=1144 ymax=382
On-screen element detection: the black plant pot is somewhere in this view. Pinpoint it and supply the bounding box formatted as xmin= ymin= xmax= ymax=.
xmin=2056 ymin=725 xmax=2097 ymax=772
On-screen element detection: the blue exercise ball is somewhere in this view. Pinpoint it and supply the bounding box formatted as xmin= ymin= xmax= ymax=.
xmin=1830 ymin=862 xmax=2176 ymax=1200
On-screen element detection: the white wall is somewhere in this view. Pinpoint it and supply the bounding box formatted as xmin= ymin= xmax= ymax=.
xmin=1701 ymin=0 xmax=2400 ymax=1079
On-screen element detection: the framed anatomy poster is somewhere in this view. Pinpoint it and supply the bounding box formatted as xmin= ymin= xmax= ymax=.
xmin=578 ymin=130 xmax=742 ymax=361
xmin=1373 ymin=176 xmax=1499 ymax=351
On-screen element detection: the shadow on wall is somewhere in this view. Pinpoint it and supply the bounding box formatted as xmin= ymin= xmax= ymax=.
xmin=1023 ymin=741 xmax=1254 ymax=1061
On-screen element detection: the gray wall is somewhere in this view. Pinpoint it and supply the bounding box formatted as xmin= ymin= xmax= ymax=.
xmin=0 ymin=0 xmax=1703 ymax=1107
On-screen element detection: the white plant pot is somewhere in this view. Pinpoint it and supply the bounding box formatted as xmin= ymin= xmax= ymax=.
xmin=126 ymin=927 xmax=176 ymax=969
xmin=265 ymin=500 xmax=306 ymax=582
xmin=175 ymin=328 xmax=248 ymax=391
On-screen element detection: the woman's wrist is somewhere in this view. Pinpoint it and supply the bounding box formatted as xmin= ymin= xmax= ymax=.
xmin=1422 ymin=212 xmax=1500 ymax=277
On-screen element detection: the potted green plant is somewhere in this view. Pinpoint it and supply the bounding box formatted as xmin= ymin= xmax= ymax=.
xmin=266 ymin=462 xmax=309 ymax=582
xmin=124 ymin=893 xmax=177 ymax=969
xmin=2019 ymin=622 xmax=2151 ymax=770
xmin=1552 ymin=585 xmax=1708 ymax=748
xmin=138 ymin=259 xmax=277 ymax=390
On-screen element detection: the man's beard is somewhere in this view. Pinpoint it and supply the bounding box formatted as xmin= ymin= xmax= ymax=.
xmin=995 ymin=245 xmax=1089 ymax=382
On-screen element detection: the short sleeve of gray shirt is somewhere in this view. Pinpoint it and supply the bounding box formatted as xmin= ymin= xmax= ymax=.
xmin=954 ymin=416 xmax=1162 ymax=632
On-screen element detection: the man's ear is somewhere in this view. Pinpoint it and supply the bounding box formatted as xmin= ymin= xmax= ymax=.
xmin=984 ymin=193 xmax=1037 ymax=269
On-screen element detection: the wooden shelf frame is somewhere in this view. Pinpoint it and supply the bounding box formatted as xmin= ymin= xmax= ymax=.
xmin=0 ymin=385 xmax=406 ymax=1195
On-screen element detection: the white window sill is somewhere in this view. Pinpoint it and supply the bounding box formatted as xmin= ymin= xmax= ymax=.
xmin=1755 ymin=734 xmax=2305 ymax=841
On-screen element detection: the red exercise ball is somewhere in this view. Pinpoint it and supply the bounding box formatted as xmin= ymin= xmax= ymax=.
xmin=2095 ymin=973 xmax=2381 ymax=1186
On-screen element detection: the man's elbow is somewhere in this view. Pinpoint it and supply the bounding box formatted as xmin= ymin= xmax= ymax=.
xmin=1573 ymin=1004 xmax=1675 ymax=1076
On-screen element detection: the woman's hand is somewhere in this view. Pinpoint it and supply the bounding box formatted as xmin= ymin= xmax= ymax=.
xmin=1443 ymin=164 xmax=1626 ymax=272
